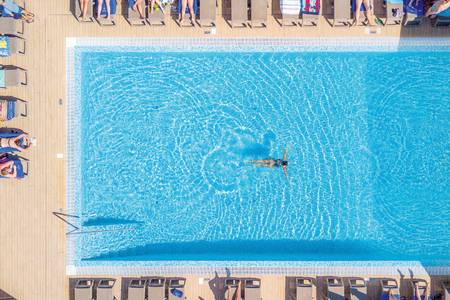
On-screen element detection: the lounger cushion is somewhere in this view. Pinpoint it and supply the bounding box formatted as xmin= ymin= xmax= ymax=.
xmin=403 ymin=0 xmax=424 ymax=15
xmin=7 ymin=99 xmax=15 ymax=120
xmin=281 ymin=0 xmax=301 ymax=15
xmin=438 ymin=7 xmax=450 ymax=16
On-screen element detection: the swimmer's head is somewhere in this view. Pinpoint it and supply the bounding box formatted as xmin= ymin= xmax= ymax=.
xmin=282 ymin=161 xmax=288 ymax=166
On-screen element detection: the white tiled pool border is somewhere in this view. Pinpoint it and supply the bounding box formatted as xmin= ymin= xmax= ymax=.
xmin=66 ymin=37 xmax=450 ymax=276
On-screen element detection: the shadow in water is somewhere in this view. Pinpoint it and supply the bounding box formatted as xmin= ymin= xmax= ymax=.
xmin=82 ymin=239 xmax=395 ymax=261
xmin=82 ymin=217 xmax=142 ymax=227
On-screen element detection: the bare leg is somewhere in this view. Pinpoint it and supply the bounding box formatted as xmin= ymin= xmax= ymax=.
xmin=188 ymin=0 xmax=195 ymax=25
xmin=150 ymin=0 xmax=155 ymax=13
xmin=105 ymin=0 xmax=111 ymax=19
xmin=97 ymin=0 xmax=104 ymax=18
xmin=363 ymin=0 xmax=376 ymax=25
xmin=80 ymin=0 xmax=87 ymax=19
xmin=137 ymin=0 xmax=144 ymax=17
xmin=354 ymin=0 xmax=362 ymax=25
xmin=180 ymin=0 xmax=187 ymax=22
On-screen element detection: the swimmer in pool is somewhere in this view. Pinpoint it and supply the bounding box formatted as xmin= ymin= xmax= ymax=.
xmin=247 ymin=145 xmax=289 ymax=178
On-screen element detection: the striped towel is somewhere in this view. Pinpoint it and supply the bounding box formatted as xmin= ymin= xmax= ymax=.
xmin=281 ymin=0 xmax=301 ymax=15
xmin=302 ymin=0 xmax=320 ymax=14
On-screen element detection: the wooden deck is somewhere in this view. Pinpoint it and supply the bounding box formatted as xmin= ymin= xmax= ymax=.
xmin=0 ymin=0 xmax=449 ymax=299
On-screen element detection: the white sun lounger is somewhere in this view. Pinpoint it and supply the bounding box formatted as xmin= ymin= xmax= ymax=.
xmin=326 ymin=277 xmax=345 ymax=300
xmin=244 ymin=278 xmax=261 ymax=300
xmin=96 ymin=279 xmax=115 ymax=300
xmin=168 ymin=278 xmax=185 ymax=300
xmin=296 ymin=277 xmax=314 ymax=300
xmin=280 ymin=0 xmax=301 ymax=25
xmin=148 ymin=277 xmax=166 ymax=300
xmin=349 ymin=278 xmax=368 ymax=300
xmin=74 ymin=279 xmax=94 ymax=300
xmin=128 ymin=279 xmax=146 ymax=300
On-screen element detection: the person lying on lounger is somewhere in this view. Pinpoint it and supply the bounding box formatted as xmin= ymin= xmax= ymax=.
xmin=0 ymin=159 xmax=16 ymax=178
xmin=179 ymin=0 xmax=196 ymax=25
xmin=0 ymin=133 xmax=33 ymax=152
xmin=96 ymin=0 xmax=111 ymax=19
xmin=79 ymin=0 xmax=90 ymax=21
xmin=353 ymin=0 xmax=377 ymax=26
xmin=0 ymin=0 xmax=34 ymax=23
xmin=247 ymin=145 xmax=289 ymax=178
xmin=425 ymin=0 xmax=450 ymax=17
xmin=413 ymin=282 xmax=429 ymax=300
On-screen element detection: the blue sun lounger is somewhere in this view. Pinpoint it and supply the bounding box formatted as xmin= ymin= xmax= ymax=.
xmin=433 ymin=7 xmax=450 ymax=26
xmin=0 ymin=154 xmax=25 ymax=179
xmin=94 ymin=0 xmax=117 ymax=25
xmin=177 ymin=0 xmax=198 ymax=26
xmin=379 ymin=279 xmax=400 ymax=300
xmin=403 ymin=0 xmax=424 ymax=25
xmin=0 ymin=97 xmax=27 ymax=121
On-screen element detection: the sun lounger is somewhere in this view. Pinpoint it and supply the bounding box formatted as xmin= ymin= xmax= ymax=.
xmin=147 ymin=0 xmax=165 ymax=25
xmin=74 ymin=279 xmax=94 ymax=300
xmin=379 ymin=278 xmax=400 ymax=300
xmin=0 ymin=36 xmax=25 ymax=56
xmin=385 ymin=0 xmax=403 ymax=24
xmin=333 ymin=0 xmax=351 ymax=25
xmin=224 ymin=278 xmax=240 ymax=300
xmin=177 ymin=0 xmax=198 ymax=26
xmin=402 ymin=0 xmax=424 ymax=25
xmin=250 ymin=0 xmax=267 ymax=27
xmin=349 ymin=278 xmax=368 ymax=300
xmin=168 ymin=278 xmax=186 ymax=300
xmin=96 ymin=279 xmax=115 ymax=300
xmin=199 ymin=0 xmax=216 ymax=27
xmin=433 ymin=7 xmax=450 ymax=26
xmin=127 ymin=0 xmax=146 ymax=25
xmin=147 ymin=277 xmax=166 ymax=300
xmin=443 ymin=282 xmax=450 ymax=300
xmin=296 ymin=277 xmax=313 ymax=300
xmin=351 ymin=0 xmax=371 ymax=24
xmin=0 ymin=289 xmax=15 ymax=300
xmin=301 ymin=0 xmax=320 ymax=25
xmin=94 ymin=0 xmax=117 ymax=25
xmin=280 ymin=0 xmax=301 ymax=25
xmin=231 ymin=0 xmax=248 ymax=27
xmin=0 ymin=65 xmax=27 ymax=88
xmin=0 ymin=154 xmax=26 ymax=179
xmin=0 ymin=130 xmax=26 ymax=153
xmin=244 ymin=278 xmax=261 ymax=300
xmin=0 ymin=97 xmax=26 ymax=121
xmin=127 ymin=279 xmax=146 ymax=300
xmin=410 ymin=279 xmax=430 ymax=300
xmin=0 ymin=17 xmax=22 ymax=34
xmin=74 ymin=0 xmax=94 ymax=22
xmin=326 ymin=277 xmax=345 ymax=300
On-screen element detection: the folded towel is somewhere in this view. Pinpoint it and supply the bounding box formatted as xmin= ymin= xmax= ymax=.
xmin=281 ymin=0 xmax=301 ymax=15
xmin=302 ymin=0 xmax=320 ymax=14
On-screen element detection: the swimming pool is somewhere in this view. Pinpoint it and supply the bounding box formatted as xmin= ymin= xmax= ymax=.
xmin=66 ymin=38 xmax=450 ymax=273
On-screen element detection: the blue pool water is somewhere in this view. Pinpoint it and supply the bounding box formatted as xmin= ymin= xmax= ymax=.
xmin=71 ymin=47 xmax=450 ymax=265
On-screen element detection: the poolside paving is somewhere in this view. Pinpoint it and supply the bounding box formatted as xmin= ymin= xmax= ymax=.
xmin=0 ymin=0 xmax=449 ymax=299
